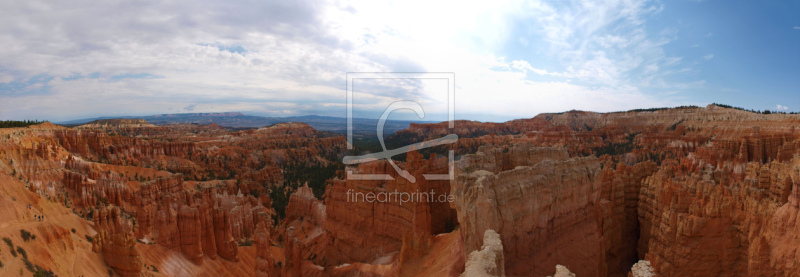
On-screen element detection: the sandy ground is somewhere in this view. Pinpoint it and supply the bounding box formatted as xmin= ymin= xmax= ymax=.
xmin=136 ymin=243 xmax=257 ymax=277
xmin=0 ymin=173 xmax=111 ymax=277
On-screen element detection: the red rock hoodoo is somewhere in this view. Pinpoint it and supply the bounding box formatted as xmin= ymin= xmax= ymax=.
xmin=3 ymin=105 xmax=800 ymax=276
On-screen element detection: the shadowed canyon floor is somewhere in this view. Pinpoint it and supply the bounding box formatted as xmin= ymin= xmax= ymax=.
xmin=1 ymin=104 xmax=800 ymax=276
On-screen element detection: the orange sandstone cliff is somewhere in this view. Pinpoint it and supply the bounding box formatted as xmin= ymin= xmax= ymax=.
xmin=2 ymin=105 xmax=800 ymax=276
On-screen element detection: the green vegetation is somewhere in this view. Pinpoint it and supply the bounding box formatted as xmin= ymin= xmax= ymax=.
xmin=16 ymin=243 xmax=49 ymax=276
xmin=620 ymin=105 xmax=700 ymax=113
xmin=20 ymin=229 xmax=34 ymax=242
xmin=445 ymin=217 xmax=457 ymax=233
xmin=555 ymin=104 xmax=797 ymax=115
xmin=348 ymin=136 xmax=386 ymax=155
xmin=0 ymin=120 xmax=47 ymax=128
xmin=22 ymin=256 xmax=54 ymax=277
xmin=711 ymin=103 xmax=744 ymax=110
xmin=552 ymin=106 xmax=702 ymax=115
xmin=3 ymin=237 xmax=16 ymax=257
xmin=269 ymin=161 xmax=343 ymax=223
xmin=354 ymin=132 xmax=455 ymax=162
xmin=33 ymin=267 xmax=56 ymax=277
xmin=269 ymin=186 xmax=291 ymax=223
xmin=711 ymin=103 xmax=791 ymax=114
xmin=667 ymin=119 xmax=685 ymax=131
xmin=85 ymin=235 xmax=94 ymax=242
xmin=282 ymin=162 xmax=342 ymax=199
xmin=237 ymin=239 xmax=254 ymax=246
xmin=594 ymin=133 xmax=638 ymax=157
xmin=16 ymin=246 xmax=27 ymax=260
xmin=23 ymin=259 xmax=34 ymax=272
xmin=71 ymin=228 xmax=76 ymax=233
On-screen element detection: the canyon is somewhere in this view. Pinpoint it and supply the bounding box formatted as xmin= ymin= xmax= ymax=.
xmin=0 ymin=104 xmax=799 ymax=276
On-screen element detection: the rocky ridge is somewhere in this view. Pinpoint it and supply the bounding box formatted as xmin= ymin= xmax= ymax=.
xmin=3 ymin=104 xmax=800 ymax=276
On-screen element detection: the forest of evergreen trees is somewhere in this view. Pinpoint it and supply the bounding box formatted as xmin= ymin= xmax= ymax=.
xmin=0 ymin=120 xmax=47 ymax=128
xmin=711 ymin=103 xmax=796 ymax=114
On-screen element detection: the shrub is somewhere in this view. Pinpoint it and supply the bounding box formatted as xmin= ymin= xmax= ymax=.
xmin=16 ymin=246 xmax=27 ymax=260
xmin=237 ymin=239 xmax=254 ymax=247
xmin=22 ymin=258 xmax=35 ymax=272
xmin=85 ymin=235 xmax=94 ymax=243
xmin=33 ymin=267 xmax=56 ymax=277
xmin=71 ymin=228 xmax=76 ymax=233
xmin=3 ymin=238 xmax=16 ymax=257
xmin=20 ymin=230 xmax=33 ymax=242
xmin=108 ymin=269 xmax=115 ymax=277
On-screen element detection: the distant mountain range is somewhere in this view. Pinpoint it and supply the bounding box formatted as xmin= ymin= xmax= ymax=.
xmin=57 ymin=112 xmax=437 ymax=136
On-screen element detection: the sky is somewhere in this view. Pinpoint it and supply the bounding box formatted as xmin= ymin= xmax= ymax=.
xmin=0 ymin=0 xmax=798 ymax=122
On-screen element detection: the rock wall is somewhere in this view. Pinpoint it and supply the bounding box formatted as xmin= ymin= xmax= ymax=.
xmin=91 ymin=206 xmax=143 ymax=277
xmin=452 ymin=143 xmax=606 ymax=276
xmin=254 ymin=222 xmax=279 ymax=277
xmin=213 ymin=206 xmax=239 ymax=261
xmin=637 ymin=159 xmax=800 ymax=276
xmin=8 ymin=106 xmax=800 ymax=277
xmin=131 ymin=181 xmax=268 ymax=263
xmin=286 ymin=184 xmax=326 ymax=226
xmin=600 ymin=161 xmax=658 ymax=276
xmin=155 ymin=197 xmax=180 ymax=249
xmin=319 ymin=151 xmax=456 ymax=265
xmin=198 ymin=203 xmax=218 ymax=259
xmin=0 ymin=121 xmax=341 ymax=276
xmin=178 ymin=204 xmax=204 ymax=264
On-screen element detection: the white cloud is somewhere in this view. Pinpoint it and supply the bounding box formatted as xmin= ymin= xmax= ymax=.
xmin=703 ymin=54 xmax=715 ymax=61
xmin=777 ymin=104 xmax=789 ymax=111
xmin=794 ymin=26 xmax=800 ymax=30
xmin=0 ymin=0 xmax=696 ymax=122
xmin=0 ymin=73 xmax=13 ymax=83
xmin=705 ymin=32 xmax=713 ymax=37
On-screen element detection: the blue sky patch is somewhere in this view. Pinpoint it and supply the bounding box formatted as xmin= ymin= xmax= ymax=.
xmin=110 ymin=73 xmax=164 ymax=80
xmin=0 ymin=74 xmax=54 ymax=95
xmin=198 ymin=43 xmax=248 ymax=55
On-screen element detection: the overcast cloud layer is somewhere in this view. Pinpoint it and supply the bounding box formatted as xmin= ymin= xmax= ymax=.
xmin=0 ymin=0 xmax=795 ymax=122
